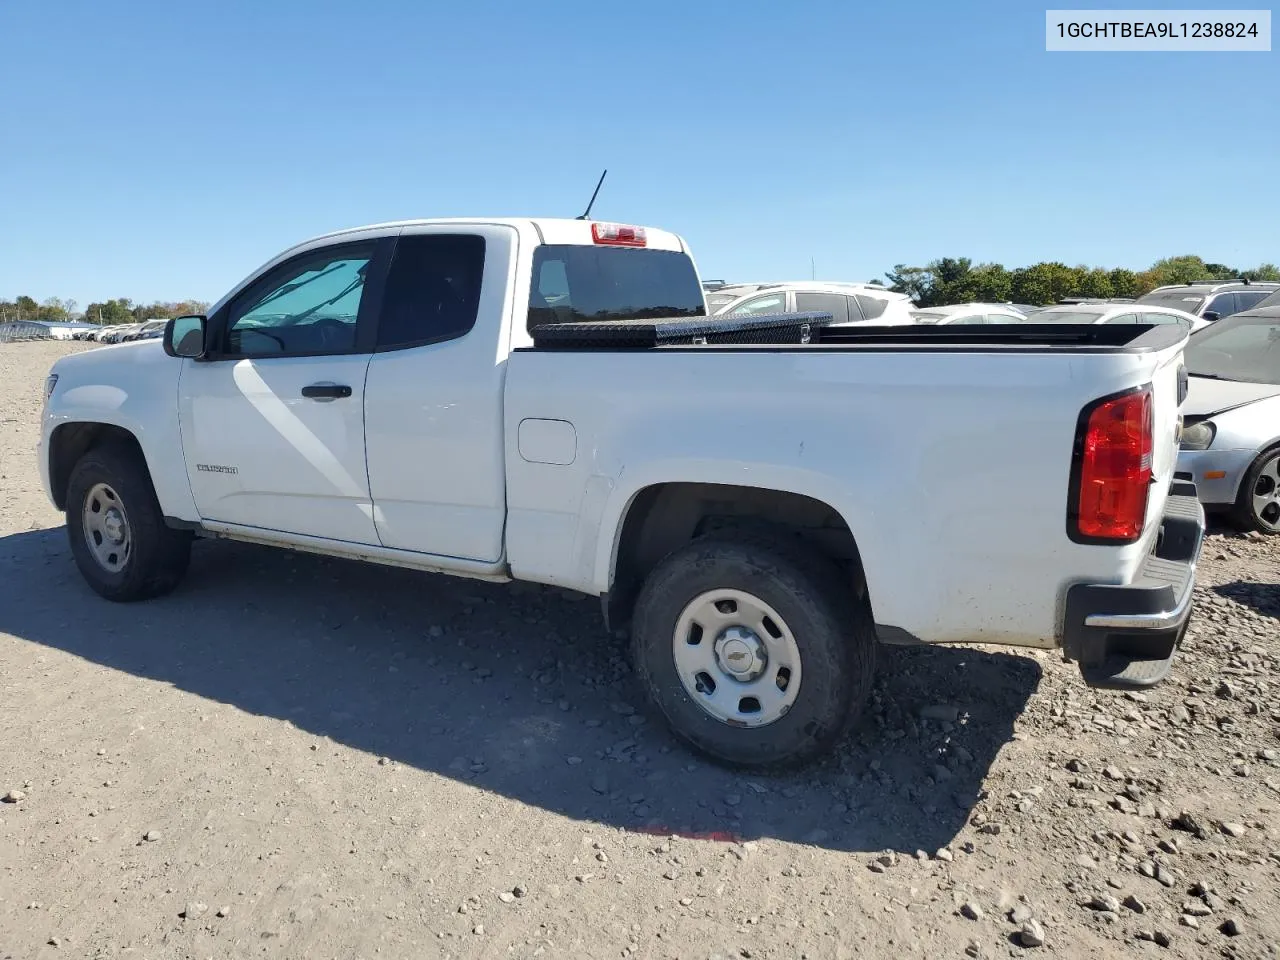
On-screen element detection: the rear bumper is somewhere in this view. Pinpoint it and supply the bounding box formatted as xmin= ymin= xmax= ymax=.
xmin=1060 ymin=482 xmax=1205 ymax=688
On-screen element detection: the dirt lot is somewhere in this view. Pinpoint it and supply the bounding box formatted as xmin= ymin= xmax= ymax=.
xmin=2 ymin=340 xmax=1278 ymax=960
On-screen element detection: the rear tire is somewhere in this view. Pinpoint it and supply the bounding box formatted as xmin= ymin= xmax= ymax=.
xmin=630 ymin=533 xmax=875 ymax=771
xmin=1228 ymin=445 xmax=1280 ymax=535
xmin=65 ymin=444 xmax=192 ymax=602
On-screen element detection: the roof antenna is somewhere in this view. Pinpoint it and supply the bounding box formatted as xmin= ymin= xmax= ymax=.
xmin=576 ymin=169 xmax=608 ymax=220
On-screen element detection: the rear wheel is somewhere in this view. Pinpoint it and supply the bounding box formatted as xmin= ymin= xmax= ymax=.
xmin=1229 ymin=445 xmax=1280 ymax=535
xmin=66 ymin=444 xmax=192 ymax=601
xmin=630 ymin=534 xmax=875 ymax=771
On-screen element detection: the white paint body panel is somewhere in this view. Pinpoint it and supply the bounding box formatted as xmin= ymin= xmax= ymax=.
xmin=502 ymin=343 xmax=1187 ymax=648
xmin=178 ymin=354 xmax=380 ymax=544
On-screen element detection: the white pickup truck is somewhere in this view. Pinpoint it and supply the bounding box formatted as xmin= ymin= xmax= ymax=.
xmin=39 ymin=217 xmax=1205 ymax=769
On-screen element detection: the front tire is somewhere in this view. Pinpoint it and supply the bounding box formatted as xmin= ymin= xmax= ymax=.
xmin=630 ymin=534 xmax=876 ymax=771
xmin=65 ymin=444 xmax=192 ymax=602
xmin=1228 ymin=445 xmax=1280 ymax=535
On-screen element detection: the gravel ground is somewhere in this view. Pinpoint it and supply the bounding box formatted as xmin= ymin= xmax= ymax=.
xmin=2 ymin=340 xmax=1278 ymax=960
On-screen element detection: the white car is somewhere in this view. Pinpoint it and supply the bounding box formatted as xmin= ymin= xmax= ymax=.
xmin=39 ymin=216 xmax=1201 ymax=769
xmin=711 ymin=282 xmax=915 ymax=326
xmin=911 ymin=303 xmax=1027 ymax=325
xmin=1023 ymin=302 xmax=1210 ymax=332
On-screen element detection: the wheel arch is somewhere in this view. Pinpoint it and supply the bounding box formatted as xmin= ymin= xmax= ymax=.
xmin=600 ymin=479 xmax=871 ymax=633
xmin=48 ymin=422 xmax=151 ymax=511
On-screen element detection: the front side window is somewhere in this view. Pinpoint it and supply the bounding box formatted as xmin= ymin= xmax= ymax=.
xmin=225 ymin=243 xmax=376 ymax=356
xmin=1206 ymin=292 xmax=1239 ymax=319
xmin=377 ymin=234 xmax=485 ymax=350
xmin=727 ymin=293 xmax=787 ymax=316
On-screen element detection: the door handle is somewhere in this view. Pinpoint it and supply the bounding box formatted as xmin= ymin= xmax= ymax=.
xmin=301 ymin=383 xmax=353 ymax=400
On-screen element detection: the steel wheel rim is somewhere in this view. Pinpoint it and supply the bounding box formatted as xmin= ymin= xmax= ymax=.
xmin=82 ymin=482 xmax=132 ymax=573
xmin=1251 ymin=454 xmax=1280 ymax=532
xmin=672 ymin=588 xmax=802 ymax=728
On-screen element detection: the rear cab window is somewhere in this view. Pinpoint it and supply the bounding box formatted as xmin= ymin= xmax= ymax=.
xmin=528 ymin=245 xmax=706 ymax=332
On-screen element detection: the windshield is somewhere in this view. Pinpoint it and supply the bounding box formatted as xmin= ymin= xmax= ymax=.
xmin=1184 ymin=313 xmax=1280 ymax=384
xmin=1021 ymin=309 xmax=1105 ymax=324
xmin=1136 ymin=290 xmax=1207 ymax=313
xmin=912 ymin=312 xmax=947 ymax=324
xmin=527 ymin=245 xmax=705 ymax=331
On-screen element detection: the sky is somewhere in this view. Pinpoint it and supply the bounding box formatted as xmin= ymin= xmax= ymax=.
xmin=1 ymin=0 xmax=1277 ymax=308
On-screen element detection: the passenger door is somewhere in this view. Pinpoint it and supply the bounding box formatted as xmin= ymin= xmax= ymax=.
xmin=178 ymin=238 xmax=392 ymax=545
xmin=362 ymin=226 xmax=512 ymax=561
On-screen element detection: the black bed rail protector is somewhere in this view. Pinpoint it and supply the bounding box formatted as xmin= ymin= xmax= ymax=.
xmin=529 ymin=311 xmax=835 ymax=349
xmin=815 ymin=323 xmax=1187 ymax=350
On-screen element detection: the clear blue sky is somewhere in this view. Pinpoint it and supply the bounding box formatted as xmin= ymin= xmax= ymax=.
xmin=2 ymin=0 xmax=1276 ymax=308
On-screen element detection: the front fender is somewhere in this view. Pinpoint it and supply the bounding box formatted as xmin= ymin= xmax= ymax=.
xmin=42 ymin=343 xmax=199 ymax=521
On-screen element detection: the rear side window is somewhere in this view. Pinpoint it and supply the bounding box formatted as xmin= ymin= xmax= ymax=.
xmin=855 ymin=294 xmax=888 ymax=320
xmin=1235 ymin=290 xmax=1271 ymax=312
xmin=794 ymin=292 xmax=850 ymax=324
xmin=377 ymin=234 xmax=486 ymax=350
xmin=1139 ymin=311 xmax=1185 ymax=327
xmin=528 ymin=245 xmax=705 ymax=332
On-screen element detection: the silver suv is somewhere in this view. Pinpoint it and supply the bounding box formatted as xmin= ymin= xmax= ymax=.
xmin=1136 ymin=280 xmax=1279 ymax=322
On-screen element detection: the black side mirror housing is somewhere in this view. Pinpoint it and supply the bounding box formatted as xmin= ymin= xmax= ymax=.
xmin=164 ymin=315 xmax=209 ymax=359
xmin=1202 ymin=311 xmax=1220 ymax=323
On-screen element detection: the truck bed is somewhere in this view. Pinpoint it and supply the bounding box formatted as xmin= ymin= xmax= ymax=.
xmin=503 ymin=317 xmax=1189 ymax=650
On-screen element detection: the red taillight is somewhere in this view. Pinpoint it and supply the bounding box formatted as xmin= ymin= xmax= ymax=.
xmin=1072 ymin=387 xmax=1153 ymax=542
xmin=591 ymin=222 xmax=647 ymax=247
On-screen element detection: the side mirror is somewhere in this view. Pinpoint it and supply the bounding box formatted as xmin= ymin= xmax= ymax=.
xmin=164 ymin=315 xmax=208 ymax=359
xmin=1202 ymin=311 xmax=1220 ymax=323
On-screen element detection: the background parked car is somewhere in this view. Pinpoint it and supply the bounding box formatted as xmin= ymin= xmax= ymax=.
xmin=1021 ymin=302 xmax=1209 ymax=332
xmin=910 ymin=302 xmax=1027 ymax=325
xmin=1136 ymin=280 xmax=1279 ymax=323
xmin=1176 ymin=305 xmax=1280 ymax=534
xmin=125 ymin=319 xmax=168 ymax=341
xmin=712 ymin=282 xmax=915 ymax=326
xmin=100 ymin=323 xmax=141 ymax=343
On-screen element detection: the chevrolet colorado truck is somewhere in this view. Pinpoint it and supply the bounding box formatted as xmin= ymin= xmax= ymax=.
xmin=39 ymin=217 xmax=1204 ymax=769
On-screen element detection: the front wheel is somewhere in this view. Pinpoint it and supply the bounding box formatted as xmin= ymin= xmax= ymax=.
xmin=1229 ymin=445 xmax=1280 ymax=535
xmin=65 ymin=444 xmax=192 ymax=602
xmin=630 ymin=534 xmax=876 ymax=771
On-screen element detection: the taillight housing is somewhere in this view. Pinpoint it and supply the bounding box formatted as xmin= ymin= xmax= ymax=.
xmin=591 ymin=222 xmax=647 ymax=247
xmin=1068 ymin=385 xmax=1154 ymax=544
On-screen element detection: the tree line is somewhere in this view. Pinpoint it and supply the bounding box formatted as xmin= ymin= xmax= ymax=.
xmin=884 ymin=255 xmax=1280 ymax=307
xmin=0 ymin=296 xmax=210 ymax=325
